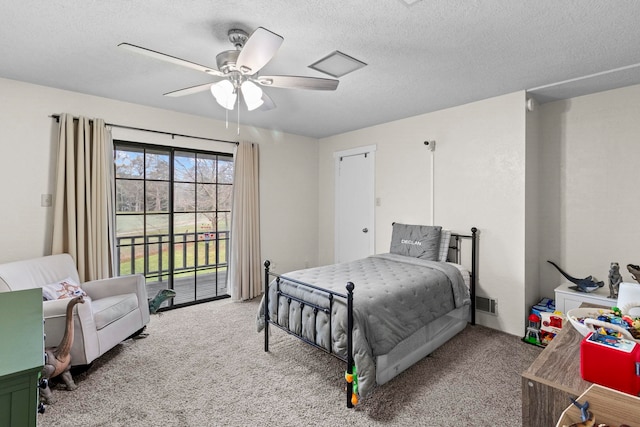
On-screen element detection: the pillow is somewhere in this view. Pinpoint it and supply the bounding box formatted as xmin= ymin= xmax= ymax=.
xmin=390 ymin=223 xmax=441 ymax=260
xmin=42 ymin=277 xmax=87 ymax=301
xmin=438 ymin=229 xmax=452 ymax=262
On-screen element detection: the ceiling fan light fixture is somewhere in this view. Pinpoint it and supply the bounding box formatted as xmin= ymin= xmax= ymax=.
xmin=122 ymin=25 xmax=337 ymax=117
xmin=211 ymin=80 xmax=237 ymax=110
xmin=241 ymin=80 xmax=264 ymax=111
xmin=309 ymin=51 xmax=367 ymax=78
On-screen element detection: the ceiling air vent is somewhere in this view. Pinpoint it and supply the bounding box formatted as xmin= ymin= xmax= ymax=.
xmin=309 ymin=51 xmax=366 ymax=78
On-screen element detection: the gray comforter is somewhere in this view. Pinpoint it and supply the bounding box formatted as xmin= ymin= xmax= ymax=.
xmin=256 ymin=253 xmax=470 ymax=396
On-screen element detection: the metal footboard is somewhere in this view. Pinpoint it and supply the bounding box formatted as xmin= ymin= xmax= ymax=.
xmin=263 ymin=260 xmax=356 ymax=407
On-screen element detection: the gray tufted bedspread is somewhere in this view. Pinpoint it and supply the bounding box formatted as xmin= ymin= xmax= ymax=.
xmin=256 ymin=253 xmax=470 ymax=397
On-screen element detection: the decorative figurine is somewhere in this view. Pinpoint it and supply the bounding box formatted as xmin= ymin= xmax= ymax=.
xmin=148 ymin=288 xmax=177 ymax=314
xmin=547 ymin=261 xmax=604 ymax=293
xmin=627 ymin=264 xmax=640 ymax=284
xmin=608 ymin=262 xmax=623 ymax=299
xmin=564 ymin=397 xmax=594 ymax=427
xmin=40 ymin=296 xmax=84 ymax=405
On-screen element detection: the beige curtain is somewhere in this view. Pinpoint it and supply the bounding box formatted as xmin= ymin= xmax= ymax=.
xmin=228 ymin=141 xmax=261 ymax=301
xmin=52 ymin=114 xmax=114 ymax=282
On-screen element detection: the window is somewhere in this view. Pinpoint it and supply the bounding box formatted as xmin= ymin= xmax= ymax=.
xmin=114 ymin=142 xmax=233 ymax=309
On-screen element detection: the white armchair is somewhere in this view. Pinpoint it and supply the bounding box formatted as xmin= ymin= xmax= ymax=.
xmin=0 ymin=254 xmax=150 ymax=366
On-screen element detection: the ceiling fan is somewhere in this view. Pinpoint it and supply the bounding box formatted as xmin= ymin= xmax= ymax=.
xmin=119 ymin=27 xmax=339 ymax=112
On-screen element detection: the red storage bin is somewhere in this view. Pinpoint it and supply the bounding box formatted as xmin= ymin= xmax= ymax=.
xmin=580 ymin=332 xmax=640 ymax=395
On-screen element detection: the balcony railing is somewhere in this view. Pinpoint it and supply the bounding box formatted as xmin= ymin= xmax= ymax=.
xmin=115 ymin=231 xmax=229 ymax=281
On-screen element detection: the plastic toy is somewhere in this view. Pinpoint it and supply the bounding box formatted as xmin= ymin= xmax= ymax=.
xmin=547 ymin=260 xmax=604 ymax=293
xmin=524 ymin=313 xmax=541 ymax=345
xmin=344 ymin=366 xmax=359 ymax=405
xmin=572 ymin=306 xmax=640 ymax=340
xmin=539 ymin=311 xmax=562 ymax=345
xmin=568 ymin=397 xmax=592 ymax=425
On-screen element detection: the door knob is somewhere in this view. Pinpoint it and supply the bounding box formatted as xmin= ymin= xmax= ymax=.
xmin=362 ymin=228 xmax=368 ymax=233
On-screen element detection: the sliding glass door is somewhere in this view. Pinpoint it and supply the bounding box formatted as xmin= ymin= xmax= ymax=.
xmin=114 ymin=142 xmax=233 ymax=310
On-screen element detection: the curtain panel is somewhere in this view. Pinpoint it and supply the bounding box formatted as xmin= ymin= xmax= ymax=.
xmin=52 ymin=114 xmax=114 ymax=282
xmin=228 ymin=141 xmax=261 ymax=301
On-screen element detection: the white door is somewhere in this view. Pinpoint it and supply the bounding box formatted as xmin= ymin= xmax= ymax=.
xmin=335 ymin=145 xmax=375 ymax=263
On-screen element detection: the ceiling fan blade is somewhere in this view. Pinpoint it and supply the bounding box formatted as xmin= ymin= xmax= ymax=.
xmin=256 ymin=75 xmax=339 ymax=91
xmin=163 ymin=82 xmax=216 ymax=97
xmin=118 ymin=42 xmax=224 ymax=77
xmin=236 ymin=27 xmax=283 ymax=75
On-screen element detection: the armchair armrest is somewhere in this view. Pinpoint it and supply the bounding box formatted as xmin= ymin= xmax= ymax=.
xmin=82 ymin=274 xmax=150 ymax=326
xmin=83 ymin=274 xmax=148 ymax=302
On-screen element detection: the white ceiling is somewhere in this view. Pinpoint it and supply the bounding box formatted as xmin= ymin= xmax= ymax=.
xmin=2 ymin=1 xmax=640 ymax=139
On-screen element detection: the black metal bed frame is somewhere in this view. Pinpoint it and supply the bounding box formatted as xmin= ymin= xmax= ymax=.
xmin=263 ymin=227 xmax=477 ymax=408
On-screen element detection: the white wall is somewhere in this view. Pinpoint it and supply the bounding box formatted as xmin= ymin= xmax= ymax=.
xmin=0 ymin=77 xmax=318 ymax=276
xmin=538 ymin=84 xmax=640 ymax=299
xmin=525 ymin=99 xmax=541 ymax=312
xmin=319 ymin=92 xmax=528 ymax=335
xmin=7 ymin=73 xmax=637 ymax=335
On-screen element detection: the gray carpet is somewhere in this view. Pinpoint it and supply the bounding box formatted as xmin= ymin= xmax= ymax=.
xmin=39 ymin=298 xmax=541 ymax=426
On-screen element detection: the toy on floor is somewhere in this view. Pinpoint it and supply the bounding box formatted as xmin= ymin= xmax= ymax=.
xmin=539 ymin=311 xmax=563 ymax=344
xmin=40 ymin=295 xmax=84 ymax=405
xmin=130 ymin=289 xmax=179 ymax=340
xmin=524 ymin=313 xmax=541 ymax=345
xmin=148 ymin=288 xmax=177 ymax=314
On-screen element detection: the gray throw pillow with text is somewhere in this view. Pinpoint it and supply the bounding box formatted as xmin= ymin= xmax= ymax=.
xmin=390 ymin=223 xmax=442 ymax=261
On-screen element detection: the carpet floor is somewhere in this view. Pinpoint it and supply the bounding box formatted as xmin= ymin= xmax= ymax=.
xmin=38 ymin=298 xmax=541 ymax=426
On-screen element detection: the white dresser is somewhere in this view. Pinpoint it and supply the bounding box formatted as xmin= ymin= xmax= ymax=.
xmin=554 ymin=282 xmax=615 ymax=313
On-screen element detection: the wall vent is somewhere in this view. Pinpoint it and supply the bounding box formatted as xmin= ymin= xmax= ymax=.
xmin=476 ymin=296 xmax=498 ymax=315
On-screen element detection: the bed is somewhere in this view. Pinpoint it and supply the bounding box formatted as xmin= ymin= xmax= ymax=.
xmin=257 ymin=224 xmax=477 ymax=407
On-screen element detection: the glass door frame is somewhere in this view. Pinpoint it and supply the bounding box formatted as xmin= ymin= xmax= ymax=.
xmin=113 ymin=140 xmax=232 ymax=310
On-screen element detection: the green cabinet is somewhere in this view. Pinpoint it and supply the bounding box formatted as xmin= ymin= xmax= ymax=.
xmin=0 ymin=288 xmax=44 ymax=427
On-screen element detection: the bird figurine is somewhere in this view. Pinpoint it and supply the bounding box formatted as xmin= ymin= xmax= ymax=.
xmin=547 ymin=261 xmax=604 ymax=293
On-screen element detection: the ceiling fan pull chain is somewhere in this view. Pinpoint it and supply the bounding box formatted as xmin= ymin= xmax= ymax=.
xmin=237 ymin=94 xmax=241 ymax=135
xmin=225 ymin=108 xmax=229 ymax=129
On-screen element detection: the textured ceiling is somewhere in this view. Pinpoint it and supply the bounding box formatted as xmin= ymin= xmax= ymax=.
xmin=1 ymin=1 xmax=640 ymax=138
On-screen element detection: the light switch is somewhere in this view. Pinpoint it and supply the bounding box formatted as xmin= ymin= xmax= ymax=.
xmin=41 ymin=194 xmax=52 ymax=207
